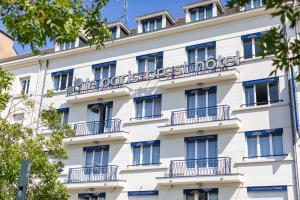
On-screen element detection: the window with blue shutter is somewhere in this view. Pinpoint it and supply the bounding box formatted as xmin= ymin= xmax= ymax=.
xmin=131 ymin=140 xmax=160 ymax=166
xmin=134 ymin=94 xmax=162 ymax=120
xmin=52 ymin=69 xmax=74 ymax=91
xmin=136 ymin=52 xmax=163 ymax=73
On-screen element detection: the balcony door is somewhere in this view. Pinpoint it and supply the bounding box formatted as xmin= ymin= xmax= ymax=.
xmin=87 ymin=102 xmax=113 ymax=134
xmin=84 ymin=146 xmax=109 ymax=178
xmin=186 ymin=87 xmax=217 ymax=119
xmin=186 ymin=136 xmax=218 ymax=174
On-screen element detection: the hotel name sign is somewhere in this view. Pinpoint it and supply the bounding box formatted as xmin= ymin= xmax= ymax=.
xmin=66 ymin=52 xmax=240 ymax=96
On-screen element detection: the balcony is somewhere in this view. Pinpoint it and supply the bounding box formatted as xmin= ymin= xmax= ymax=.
xmin=63 ymin=119 xmax=128 ymax=145
xmin=157 ymin=65 xmax=239 ymax=89
xmin=158 ymin=105 xmax=240 ymax=135
xmin=66 ymin=80 xmax=130 ymax=103
xmin=66 ymin=165 xmax=125 ymax=189
xmin=157 ymin=157 xmax=242 ymax=185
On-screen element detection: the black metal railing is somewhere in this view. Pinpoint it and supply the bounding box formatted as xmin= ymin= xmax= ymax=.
xmin=241 ymin=100 xmax=283 ymax=107
xmin=73 ymin=119 xmax=122 ymax=136
xmin=168 ymin=157 xmax=231 ymax=177
xmin=67 ymin=165 xmax=118 ymax=183
xmin=170 ymin=105 xmax=230 ymax=126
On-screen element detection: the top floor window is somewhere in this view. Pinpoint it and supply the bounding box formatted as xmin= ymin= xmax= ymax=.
xmin=110 ymin=27 xmax=117 ymax=39
xmin=244 ymin=0 xmax=264 ymax=10
xmin=20 ymin=77 xmax=30 ymax=94
xmin=190 ymin=5 xmax=213 ymax=22
xmin=142 ymin=17 xmax=162 ymax=33
xmin=241 ymin=32 xmax=263 ymax=59
xmin=137 ymin=52 xmax=163 ymax=73
xmin=58 ymin=41 xmax=76 ymax=51
xmin=243 ymin=77 xmax=279 ymax=107
xmin=92 ymin=61 xmax=116 ymax=81
xmin=52 ymin=69 xmax=74 ymax=91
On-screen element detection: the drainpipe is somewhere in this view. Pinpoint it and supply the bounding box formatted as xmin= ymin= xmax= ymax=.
xmin=35 ymin=59 xmax=49 ymax=132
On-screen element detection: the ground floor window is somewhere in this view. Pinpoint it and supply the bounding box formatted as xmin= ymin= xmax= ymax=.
xmin=128 ymin=190 xmax=158 ymax=200
xmin=184 ymin=189 xmax=218 ymax=200
xmin=247 ymin=186 xmax=287 ymax=200
xmin=78 ymin=193 xmax=105 ymax=200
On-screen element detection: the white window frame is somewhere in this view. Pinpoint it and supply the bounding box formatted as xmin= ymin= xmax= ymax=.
xmin=186 ymin=139 xmax=211 ymax=160
xmin=186 ymin=90 xmax=211 ymax=109
xmin=132 ymin=144 xmax=159 ymax=165
xmin=142 ymin=18 xmax=162 ymax=32
xmin=190 ymin=6 xmax=212 ymax=22
xmin=246 ymin=134 xmax=284 ymax=158
xmin=94 ymin=65 xmax=116 ymax=80
xmin=135 ymin=98 xmax=161 ymax=119
xmin=53 ymin=73 xmax=73 ymax=91
xmin=242 ymin=37 xmax=261 ymax=59
xmin=188 ymin=46 xmax=216 ymax=65
xmin=242 ymin=0 xmax=264 ymax=10
xmin=20 ymin=77 xmax=30 ymax=94
xmin=244 ymin=82 xmax=279 ymax=106
xmin=138 ymin=56 xmax=161 ymax=73
xmin=56 ymin=38 xmax=79 ymax=51
xmin=84 ymin=149 xmax=107 ymax=167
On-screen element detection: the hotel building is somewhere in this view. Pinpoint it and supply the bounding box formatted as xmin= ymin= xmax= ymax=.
xmin=1 ymin=0 xmax=300 ymax=199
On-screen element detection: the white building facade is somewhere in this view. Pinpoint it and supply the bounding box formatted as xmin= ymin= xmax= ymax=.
xmin=1 ymin=1 xmax=300 ymax=199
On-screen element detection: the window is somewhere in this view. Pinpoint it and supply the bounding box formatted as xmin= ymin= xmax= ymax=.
xmin=186 ymin=42 xmax=216 ymax=72
xmin=131 ymin=141 xmax=160 ymax=166
xmin=246 ymin=128 xmax=284 ymax=158
xmin=134 ymin=95 xmax=162 ymax=120
xmin=57 ymin=108 xmax=69 ymax=125
xmin=14 ymin=113 xmax=24 ymax=125
xmin=78 ymin=193 xmax=106 ymax=200
xmin=20 ymin=78 xmax=30 ymax=94
xmin=243 ymin=78 xmax=279 ymax=107
xmin=185 ymin=135 xmax=217 ymax=168
xmin=84 ymin=146 xmax=109 ymax=168
xmin=244 ymin=0 xmax=264 ymax=10
xmin=93 ymin=62 xmax=116 ymax=82
xmin=110 ymin=27 xmax=117 ymax=39
xmin=58 ymin=41 xmax=76 ymax=51
xmin=137 ymin=52 xmax=163 ymax=73
xmin=128 ymin=191 xmax=159 ymax=200
xmin=241 ymin=32 xmax=264 ymax=59
xmin=87 ymin=102 xmax=113 ymax=133
xmin=52 ymin=70 xmax=74 ymax=91
xmin=184 ymin=189 xmax=218 ymax=200
xmin=186 ymin=87 xmax=217 ymax=118
xmin=190 ymin=5 xmax=213 ymax=22
xmin=142 ymin=17 xmax=162 ymax=32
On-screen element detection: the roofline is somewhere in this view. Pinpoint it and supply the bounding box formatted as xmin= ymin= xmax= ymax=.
xmin=0 ymin=7 xmax=273 ymax=68
xmin=0 ymin=29 xmax=14 ymax=41
xmin=135 ymin=10 xmax=176 ymax=24
xmin=182 ymin=0 xmax=225 ymax=13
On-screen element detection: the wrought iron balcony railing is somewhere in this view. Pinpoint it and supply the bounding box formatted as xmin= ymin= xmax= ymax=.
xmin=73 ymin=119 xmax=122 ymax=136
xmin=67 ymin=165 xmax=118 ymax=183
xmin=170 ymin=105 xmax=231 ymax=126
xmin=168 ymin=157 xmax=231 ymax=177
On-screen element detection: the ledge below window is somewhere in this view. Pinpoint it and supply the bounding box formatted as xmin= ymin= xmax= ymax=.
xmin=234 ymin=155 xmax=292 ymax=165
xmin=120 ymin=164 xmax=168 ymax=172
xmin=233 ymin=102 xmax=288 ymax=112
xmin=123 ymin=117 xmax=169 ymax=125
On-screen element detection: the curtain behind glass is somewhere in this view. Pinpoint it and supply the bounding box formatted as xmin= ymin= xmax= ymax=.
xmin=208 ymin=90 xmax=217 ymax=116
xmin=188 ymin=50 xmax=196 ymax=72
xmin=152 ymin=144 xmax=160 ymax=164
xmin=187 ymin=94 xmax=196 ymax=118
xmin=260 ymin=135 xmax=270 ymax=156
xmin=247 ymin=136 xmax=257 ymax=158
xmin=133 ymin=146 xmax=141 ymax=165
xmin=243 ymin=38 xmax=253 ymax=59
xmin=135 ymin=100 xmax=143 ymax=119
xmin=272 ymin=134 xmax=283 ymax=155
xmin=153 ymin=98 xmax=162 ymax=118
xmin=208 ymin=138 xmax=217 ymax=167
xmin=245 ymin=85 xmax=255 ymax=106
xmin=138 ymin=59 xmax=146 ymax=73
xmin=197 ymin=91 xmax=206 ymax=117
xmin=197 ymin=140 xmax=207 ymax=167
xmin=187 ymin=141 xmax=195 ymax=168
xmin=269 ymin=82 xmax=279 ymax=103
xmin=147 ymin=57 xmax=156 ymax=71
xmin=142 ymin=145 xmax=151 ymax=164
xmin=145 ymin=99 xmax=154 ymax=118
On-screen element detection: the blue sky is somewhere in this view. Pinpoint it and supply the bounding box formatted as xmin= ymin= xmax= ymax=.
xmin=1 ymin=0 xmax=228 ymax=54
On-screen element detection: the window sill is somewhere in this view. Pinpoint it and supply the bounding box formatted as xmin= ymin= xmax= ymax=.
xmin=123 ymin=117 xmax=168 ymax=125
xmin=234 ymin=156 xmax=292 ymax=165
xmin=233 ymin=102 xmax=288 ymax=112
xmin=52 ymin=90 xmax=67 ymax=96
xmin=240 ymin=55 xmax=274 ymax=64
xmin=120 ymin=164 xmax=168 ymax=172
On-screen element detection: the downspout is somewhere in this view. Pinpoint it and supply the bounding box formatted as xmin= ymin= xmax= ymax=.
xmin=35 ymin=59 xmax=49 ymax=132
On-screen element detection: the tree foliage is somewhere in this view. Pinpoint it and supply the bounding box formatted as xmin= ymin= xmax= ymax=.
xmin=0 ymin=0 xmax=112 ymax=53
xmin=0 ymin=68 xmax=74 ymax=199
xmin=227 ymin=0 xmax=300 ymax=79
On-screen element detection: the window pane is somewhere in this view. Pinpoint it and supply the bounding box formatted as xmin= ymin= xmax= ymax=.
xmin=147 ymin=57 xmax=156 ymax=71
xmin=245 ymin=1 xmax=252 ymax=10
xmin=152 ymin=144 xmax=160 ymax=164
xmin=272 ymin=135 xmax=283 ymax=155
xmin=191 ymin=11 xmax=197 ymax=22
xmin=208 ymin=138 xmax=218 ymax=167
xmin=187 ymin=141 xmax=195 ymax=168
xmin=207 ymin=46 xmax=216 ymax=58
xmin=253 ymin=0 xmax=261 ymax=7
xmin=60 ymin=74 xmax=68 ymax=90
xmin=197 ymin=91 xmax=206 ymax=117
xmin=133 ymin=146 xmax=141 ymax=165
xmin=197 ymin=140 xmax=207 ymax=167
xmin=260 ymin=135 xmax=271 ymax=156
xmin=62 ymin=110 xmax=69 ymax=125
xmin=254 ymin=38 xmax=262 ymax=57
xmin=186 ymin=194 xmax=195 ymax=200
xmin=102 ymin=66 xmax=109 ymax=79
xmin=153 ymin=98 xmax=162 ymax=117
xmin=188 ymin=50 xmax=196 ymax=64
xmin=269 ymin=82 xmax=279 ymax=103
xmin=138 ymin=59 xmax=146 ymax=73
xmin=53 ymin=75 xmax=60 ymax=90
xmin=209 ymin=192 xmax=218 ymax=200
xmin=199 ymin=8 xmax=205 ymax=20
xmin=187 ymin=94 xmax=196 ymax=118
xmin=245 ymin=86 xmax=255 ymax=106
xmin=135 ymin=100 xmax=143 ymax=119
xmin=256 ymin=83 xmax=268 ymax=105
xmin=145 ymin=99 xmax=154 ymax=118
xmin=142 ymin=145 xmax=151 ymax=164
xmin=156 ymin=56 xmax=163 ymax=69
xmin=149 ymin=20 xmax=155 ymax=31
xmin=142 ymin=22 xmax=148 ymax=32
xmin=247 ymin=136 xmax=257 ymax=157
xmin=243 ymin=38 xmax=253 ymax=59
xmin=197 ymin=48 xmax=206 ymax=62
xmin=110 ymin=65 xmax=116 ymax=77
xmin=95 ymin=69 xmax=101 ymax=80
xmin=89 ymin=107 xmax=100 ymax=122
xmin=68 ymin=73 xmax=73 ymax=87
xmin=85 ymin=151 xmax=94 ymax=167
xmin=208 ymin=89 xmax=217 ymax=116
xmin=156 ymin=19 xmax=162 ymax=29
xmin=94 ymin=149 xmax=102 ymax=167
xmin=102 ymin=149 xmax=109 ymax=166
xmin=206 ymin=6 xmax=213 ymax=18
